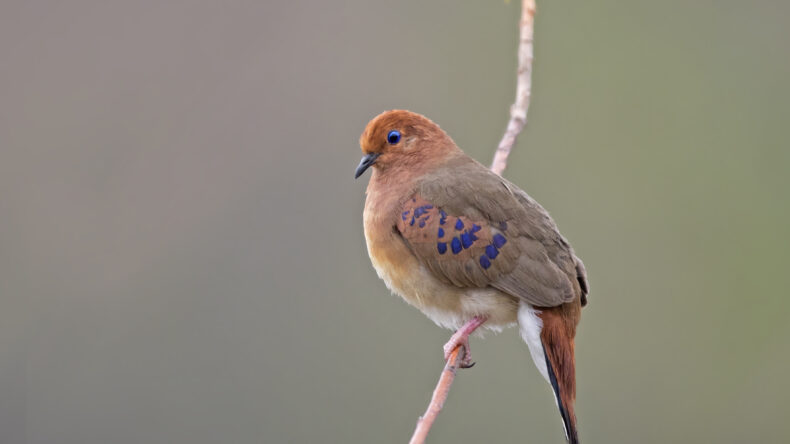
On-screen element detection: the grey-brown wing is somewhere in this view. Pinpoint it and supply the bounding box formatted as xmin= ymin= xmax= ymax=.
xmin=404 ymin=156 xmax=584 ymax=307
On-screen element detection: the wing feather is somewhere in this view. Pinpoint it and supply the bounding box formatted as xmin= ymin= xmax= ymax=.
xmin=397 ymin=157 xmax=585 ymax=307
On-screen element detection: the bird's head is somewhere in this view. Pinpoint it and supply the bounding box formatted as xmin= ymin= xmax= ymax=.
xmin=355 ymin=110 xmax=457 ymax=179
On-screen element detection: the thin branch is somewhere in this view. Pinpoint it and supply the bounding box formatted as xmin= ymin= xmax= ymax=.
xmin=491 ymin=0 xmax=536 ymax=176
xmin=408 ymin=345 xmax=465 ymax=444
xmin=408 ymin=2 xmax=536 ymax=442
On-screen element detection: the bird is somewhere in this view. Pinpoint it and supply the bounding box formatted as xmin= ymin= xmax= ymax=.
xmin=355 ymin=110 xmax=589 ymax=443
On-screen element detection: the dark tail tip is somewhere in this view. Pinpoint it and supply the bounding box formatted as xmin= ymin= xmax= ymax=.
xmin=544 ymin=349 xmax=579 ymax=444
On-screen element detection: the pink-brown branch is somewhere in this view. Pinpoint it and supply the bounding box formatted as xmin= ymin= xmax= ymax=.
xmin=408 ymin=1 xmax=537 ymax=443
xmin=491 ymin=0 xmax=536 ymax=176
xmin=408 ymin=345 xmax=465 ymax=444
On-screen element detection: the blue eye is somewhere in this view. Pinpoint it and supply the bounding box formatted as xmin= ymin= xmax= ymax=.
xmin=387 ymin=130 xmax=401 ymax=145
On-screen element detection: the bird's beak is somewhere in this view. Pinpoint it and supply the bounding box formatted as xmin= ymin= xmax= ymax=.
xmin=354 ymin=153 xmax=380 ymax=179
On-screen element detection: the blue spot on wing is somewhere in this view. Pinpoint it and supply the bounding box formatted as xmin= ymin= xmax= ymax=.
xmin=493 ymin=234 xmax=507 ymax=248
xmin=485 ymin=245 xmax=499 ymax=259
xmin=410 ymin=216 xmax=415 ymax=226
xmin=479 ymin=255 xmax=491 ymax=269
xmin=471 ymin=224 xmax=481 ymax=233
xmin=455 ymin=218 xmax=464 ymax=230
xmin=451 ymin=238 xmax=462 ymax=254
xmin=402 ymin=210 xmax=410 ymax=221
xmin=439 ymin=210 xmax=447 ymax=225
xmin=438 ymin=228 xmax=445 ymax=238
xmin=437 ymin=242 xmax=447 ymax=254
xmin=418 ymin=219 xmax=426 ymax=228
xmin=460 ymin=232 xmax=473 ymax=249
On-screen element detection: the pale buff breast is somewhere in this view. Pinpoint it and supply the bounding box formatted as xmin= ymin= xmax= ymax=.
xmin=363 ymin=209 xmax=519 ymax=332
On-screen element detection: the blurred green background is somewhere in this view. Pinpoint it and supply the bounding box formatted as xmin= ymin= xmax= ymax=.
xmin=1 ymin=1 xmax=788 ymax=443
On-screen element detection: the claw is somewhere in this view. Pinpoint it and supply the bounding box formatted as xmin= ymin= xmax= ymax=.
xmin=442 ymin=315 xmax=487 ymax=368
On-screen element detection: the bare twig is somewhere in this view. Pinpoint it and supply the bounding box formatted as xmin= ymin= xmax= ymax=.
xmin=408 ymin=2 xmax=536 ymax=442
xmin=491 ymin=0 xmax=536 ymax=176
xmin=408 ymin=345 xmax=465 ymax=444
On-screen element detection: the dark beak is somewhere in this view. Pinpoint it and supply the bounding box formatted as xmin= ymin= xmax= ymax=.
xmin=354 ymin=153 xmax=380 ymax=179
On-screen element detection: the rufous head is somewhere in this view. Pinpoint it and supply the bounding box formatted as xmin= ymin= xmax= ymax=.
xmin=355 ymin=110 xmax=457 ymax=179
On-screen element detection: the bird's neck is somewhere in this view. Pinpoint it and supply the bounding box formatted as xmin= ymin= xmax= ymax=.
xmin=364 ymin=167 xmax=418 ymax=225
xmin=365 ymin=152 xmax=449 ymax=211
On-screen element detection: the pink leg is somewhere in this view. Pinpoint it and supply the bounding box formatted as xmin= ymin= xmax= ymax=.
xmin=443 ymin=316 xmax=487 ymax=368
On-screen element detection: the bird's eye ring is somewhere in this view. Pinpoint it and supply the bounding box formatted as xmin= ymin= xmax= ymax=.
xmin=387 ymin=130 xmax=401 ymax=145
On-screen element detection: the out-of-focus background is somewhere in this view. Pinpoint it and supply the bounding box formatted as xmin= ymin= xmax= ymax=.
xmin=2 ymin=1 xmax=788 ymax=443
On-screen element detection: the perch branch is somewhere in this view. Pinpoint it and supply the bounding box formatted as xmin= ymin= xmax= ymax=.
xmin=408 ymin=345 xmax=465 ymax=444
xmin=408 ymin=1 xmax=536 ymax=443
xmin=409 ymin=0 xmax=535 ymax=444
xmin=490 ymin=0 xmax=536 ymax=176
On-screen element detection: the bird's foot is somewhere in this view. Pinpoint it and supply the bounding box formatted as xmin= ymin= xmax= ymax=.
xmin=443 ymin=333 xmax=474 ymax=368
xmin=443 ymin=316 xmax=487 ymax=368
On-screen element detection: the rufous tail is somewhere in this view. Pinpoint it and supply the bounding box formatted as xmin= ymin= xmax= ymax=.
xmin=540 ymin=311 xmax=579 ymax=444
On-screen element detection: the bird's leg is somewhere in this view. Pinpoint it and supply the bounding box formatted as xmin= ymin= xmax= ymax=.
xmin=443 ymin=315 xmax=487 ymax=368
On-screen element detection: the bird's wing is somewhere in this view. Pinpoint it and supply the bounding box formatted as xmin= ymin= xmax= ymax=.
xmin=397 ymin=157 xmax=585 ymax=307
